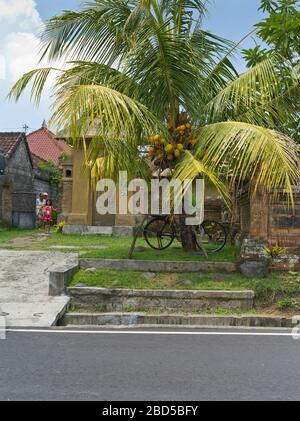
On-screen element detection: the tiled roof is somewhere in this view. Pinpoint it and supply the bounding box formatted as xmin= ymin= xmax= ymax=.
xmin=0 ymin=132 xmax=24 ymax=158
xmin=27 ymin=127 xmax=72 ymax=165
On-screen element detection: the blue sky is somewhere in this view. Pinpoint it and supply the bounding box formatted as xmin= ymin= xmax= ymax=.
xmin=0 ymin=0 xmax=264 ymax=132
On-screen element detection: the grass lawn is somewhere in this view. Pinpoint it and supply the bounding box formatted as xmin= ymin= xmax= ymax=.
xmin=0 ymin=229 xmax=237 ymax=262
xmin=0 ymin=228 xmax=37 ymax=244
xmin=78 ymin=236 xmax=238 ymax=262
xmin=70 ymin=269 xmax=300 ymax=314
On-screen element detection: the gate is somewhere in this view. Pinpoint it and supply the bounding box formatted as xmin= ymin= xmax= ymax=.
xmin=12 ymin=192 xmax=36 ymax=229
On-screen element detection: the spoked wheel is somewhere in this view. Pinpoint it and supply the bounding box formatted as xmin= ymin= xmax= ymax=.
xmin=194 ymin=220 xmax=227 ymax=254
xmin=144 ymin=217 xmax=175 ymax=250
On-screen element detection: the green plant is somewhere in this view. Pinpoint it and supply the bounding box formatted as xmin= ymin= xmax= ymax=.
xmin=242 ymin=0 xmax=300 ymax=143
xmin=58 ymin=153 xmax=69 ymax=164
xmin=277 ymin=297 xmax=297 ymax=309
xmin=55 ymin=221 xmax=67 ymax=233
xmin=263 ymin=244 xmax=286 ymax=258
xmin=52 ymin=209 xmax=58 ymax=225
xmin=38 ymin=160 xmax=62 ymax=186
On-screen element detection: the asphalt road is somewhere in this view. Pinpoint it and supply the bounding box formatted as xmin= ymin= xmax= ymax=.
xmin=1 ymin=328 xmax=300 ymax=401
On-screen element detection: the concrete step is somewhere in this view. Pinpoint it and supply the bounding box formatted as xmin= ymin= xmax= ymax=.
xmin=63 ymin=225 xmax=134 ymax=236
xmin=0 ymin=297 xmax=70 ymax=327
xmin=84 ymin=227 xmax=113 ymax=235
xmin=68 ymin=287 xmax=254 ymax=312
xmin=80 ymin=258 xmax=237 ymax=273
xmin=59 ymin=312 xmax=293 ymax=329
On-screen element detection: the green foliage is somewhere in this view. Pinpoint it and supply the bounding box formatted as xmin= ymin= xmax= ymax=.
xmin=277 ymin=297 xmax=297 ymax=309
xmin=243 ymin=0 xmax=300 ymax=64
xmin=38 ymin=160 xmax=62 ymax=186
xmin=256 ymin=0 xmax=300 ymax=59
xmin=242 ymin=45 xmax=272 ymax=68
xmin=8 ymin=0 xmax=300 ymax=205
xmin=242 ymin=1 xmax=300 ymax=143
xmin=58 ymin=153 xmax=69 ymax=163
xmin=52 ymin=209 xmax=58 ymax=225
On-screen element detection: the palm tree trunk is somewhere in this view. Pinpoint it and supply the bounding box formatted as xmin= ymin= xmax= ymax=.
xmin=179 ymin=214 xmax=197 ymax=252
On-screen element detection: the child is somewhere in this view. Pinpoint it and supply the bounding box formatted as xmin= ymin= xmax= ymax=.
xmin=36 ymin=193 xmax=47 ymax=228
xmin=43 ymin=199 xmax=53 ymax=234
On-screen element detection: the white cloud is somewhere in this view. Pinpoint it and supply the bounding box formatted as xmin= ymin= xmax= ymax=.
xmin=0 ymin=0 xmax=54 ymax=129
xmin=0 ymin=0 xmax=42 ymax=30
xmin=0 ymin=55 xmax=5 ymax=79
xmin=0 ymin=0 xmax=44 ymax=82
xmin=4 ymin=32 xmax=40 ymax=81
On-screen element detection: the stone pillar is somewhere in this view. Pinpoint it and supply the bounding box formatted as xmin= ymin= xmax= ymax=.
xmin=248 ymin=184 xmax=269 ymax=242
xmin=60 ymin=178 xmax=73 ymax=214
xmin=240 ymin=182 xmax=270 ymax=265
xmin=67 ymin=148 xmax=92 ymax=225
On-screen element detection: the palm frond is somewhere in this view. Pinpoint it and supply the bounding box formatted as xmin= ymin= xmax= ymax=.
xmin=237 ymin=83 xmax=300 ymax=127
xmin=203 ymin=56 xmax=286 ymax=123
xmin=57 ymin=61 xmax=140 ymax=98
xmin=194 ymin=121 xmax=300 ymax=203
xmin=50 ymin=83 xmax=164 ymax=144
xmin=8 ymin=68 xmax=54 ymax=105
xmin=40 ymin=0 xmax=134 ymax=64
xmin=87 ymin=138 xmax=151 ymax=182
xmin=174 ymin=150 xmax=232 ymax=209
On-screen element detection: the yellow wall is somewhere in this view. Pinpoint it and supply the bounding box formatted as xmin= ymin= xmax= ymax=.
xmin=67 ymin=149 xmax=93 ymax=225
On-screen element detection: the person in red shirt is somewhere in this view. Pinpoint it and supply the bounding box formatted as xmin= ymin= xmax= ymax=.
xmin=43 ymin=199 xmax=53 ymax=234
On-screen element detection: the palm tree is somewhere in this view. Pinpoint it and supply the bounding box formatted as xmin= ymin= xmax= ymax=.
xmin=9 ymin=0 xmax=300 ymax=251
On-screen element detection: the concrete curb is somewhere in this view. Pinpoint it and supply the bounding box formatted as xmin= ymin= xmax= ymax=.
xmin=62 ymin=225 xmax=134 ymax=237
xmin=79 ymin=258 xmax=237 ymax=273
xmin=51 ymin=298 xmax=71 ymax=326
xmin=49 ymin=263 xmax=79 ymax=296
xmin=59 ymin=312 xmax=294 ymax=328
xmin=68 ymin=287 xmax=255 ymax=312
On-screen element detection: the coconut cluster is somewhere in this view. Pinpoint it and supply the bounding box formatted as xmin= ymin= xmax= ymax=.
xmin=147 ymin=118 xmax=196 ymax=166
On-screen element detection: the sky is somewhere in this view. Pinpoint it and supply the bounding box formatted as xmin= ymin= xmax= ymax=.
xmin=0 ymin=0 xmax=264 ymax=132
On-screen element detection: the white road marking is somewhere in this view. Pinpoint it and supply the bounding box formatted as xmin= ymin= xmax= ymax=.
xmin=4 ymin=328 xmax=299 ymax=337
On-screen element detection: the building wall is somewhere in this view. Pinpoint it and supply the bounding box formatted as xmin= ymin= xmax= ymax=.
xmin=60 ymin=149 xmax=223 ymax=228
xmin=0 ymin=140 xmax=35 ymax=228
xmin=268 ymin=194 xmax=300 ymax=252
xmin=67 ymin=149 xmax=93 ymax=225
xmin=33 ymin=170 xmax=60 ymax=208
xmin=239 ymin=184 xmax=300 ymax=254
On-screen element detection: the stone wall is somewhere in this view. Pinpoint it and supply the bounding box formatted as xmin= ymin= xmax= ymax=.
xmin=0 ymin=140 xmax=35 ymax=228
xmin=33 ymin=169 xmax=60 ymax=209
xmin=68 ymin=287 xmax=255 ymax=312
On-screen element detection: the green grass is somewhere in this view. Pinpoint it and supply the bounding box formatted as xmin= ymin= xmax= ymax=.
xmin=78 ymin=236 xmax=237 ymax=262
xmin=0 ymin=228 xmax=37 ymax=244
xmin=70 ymin=269 xmax=300 ymax=315
xmin=69 ymin=306 xmax=257 ymax=316
xmin=70 ymin=269 xmax=300 ymax=300
xmin=0 ymin=229 xmax=237 ymax=262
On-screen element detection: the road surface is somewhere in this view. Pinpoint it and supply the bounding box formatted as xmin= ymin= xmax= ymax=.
xmin=0 ymin=327 xmax=300 ymax=401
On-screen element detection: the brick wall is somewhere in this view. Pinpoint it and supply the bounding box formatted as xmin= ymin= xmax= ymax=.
xmin=239 ymin=184 xmax=300 ymax=253
xmin=268 ymin=194 xmax=300 ymax=252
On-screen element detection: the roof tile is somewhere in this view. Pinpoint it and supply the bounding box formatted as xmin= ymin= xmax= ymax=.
xmin=27 ymin=128 xmax=72 ymax=165
xmin=0 ymin=132 xmax=23 ymax=158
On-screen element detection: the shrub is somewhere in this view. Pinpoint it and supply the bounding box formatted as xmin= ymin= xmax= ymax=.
xmin=277 ymin=297 xmax=297 ymax=310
